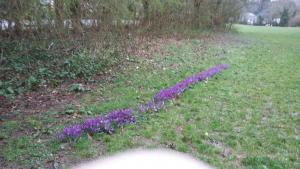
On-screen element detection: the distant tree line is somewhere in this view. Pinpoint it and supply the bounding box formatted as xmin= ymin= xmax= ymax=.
xmin=244 ymin=0 xmax=300 ymax=26
xmin=0 ymin=0 xmax=247 ymax=39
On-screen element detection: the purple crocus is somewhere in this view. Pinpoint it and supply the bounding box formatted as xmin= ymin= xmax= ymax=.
xmin=145 ymin=100 xmax=165 ymax=112
xmin=153 ymin=64 xmax=229 ymax=103
xmin=143 ymin=64 xmax=229 ymax=112
xmin=57 ymin=64 xmax=229 ymax=141
xmin=82 ymin=115 xmax=105 ymax=133
xmin=105 ymin=109 xmax=136 ymax=127
xmin=57 ymin=124 xmax=83 ymax=140
xmin=138 ymin=104 xmax=147 ymax=113
xmin=57 ymin=109 xmax=135 ymax=140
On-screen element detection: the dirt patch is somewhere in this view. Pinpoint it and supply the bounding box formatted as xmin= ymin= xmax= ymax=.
xmin=128 ymin=33 xmax=242 ymax=61
xmin=203 ymin=139 xmax=246 ymax=168
xmin=0 ymin=89 xmax=80 ymax=121
xmin=133 ymin=136 xmax=160 ymax=147
xmin=0 ymin=76 xmax=104 ymax=121
xmin=128 ymin=37 xmax=182 ymax=59
xmin=203 ymin=140 xmax=233 ymax=158
xmin=0 ymin=96 xmax=13 ymax=118
xmin=16 ymin=90 xmax=78 ymax=112
xmin=187 ymin=141 xmax=198 ymax=155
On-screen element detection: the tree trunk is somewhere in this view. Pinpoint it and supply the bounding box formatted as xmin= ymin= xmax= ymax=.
xmin=54 ymin=0 xmax=64 ymax=30
xmin=8 ymin=0 xmax=22 ymax=36
xmin=142 ymin=0 xmax=149 ymax=23
xmin=70 ymin=0 xmax=82 ymax=34
xmin=193 ymin=0 xmax=204 ymax=28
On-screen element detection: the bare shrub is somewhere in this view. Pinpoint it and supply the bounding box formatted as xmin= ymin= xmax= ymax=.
xmin=289 ymin=12 xmax=300 ymax=27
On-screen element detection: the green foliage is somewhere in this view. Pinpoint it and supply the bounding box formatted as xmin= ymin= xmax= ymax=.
xmin=74 ymin=138 xmax=95 ymax=158
xmin=64 ymin=105 xmax=76 ymax=115
xmin=69 ymin=84 xmax=87 ymax=92
xmin=3 ymin=136 xmax=52 ymax=166
xmin=27 ymin=75 xmax=39 ymax=90
xmin=64 ymin=50 xmax=107 ymax=79
xmin=280 ymin=8 xmax=290 ymax=27
xmin=242 ymin=156 xmax=284 ymax=169
xmin=0 ymin=120 xmax=19 ymax=139
xmin=79 ymin=106 xmax=94 ymax=115
xmin=0 ymin=39 xmax=123 ymax=96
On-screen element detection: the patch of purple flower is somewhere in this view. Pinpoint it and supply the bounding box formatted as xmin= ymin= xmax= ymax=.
xmin=57 ymin=64 xmax=229 ymax=141
xmin=57 ymin=109 xmax=135 ymax=140
xmin=105 ymin=109 xmax=136 ymax=127
xmin=57 ymin=124 xmax=83 ymax=140
xmin=141 ymin=64 xmax=229 ymax=112
xmin=82 ymin=115 xmax=106 ymax=133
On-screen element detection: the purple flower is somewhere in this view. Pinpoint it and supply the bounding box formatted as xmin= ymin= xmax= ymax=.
xmin=105 ymin=109 xmax=135 ymax=127
xmin=153 ymin=64 xmax=229 ymax=103
xmin=57 ymin=109 xmax=136 ymax=140
xmin=82 ymin=115 xmax=105 ymax=133
xmin=57 ymin=64 xmax=229 ymax=141
xmin=145 ymin=100 xmax=165 ymax=112
xmin=138 ymin=104 xmax=147 ymax=113
xmin=104 ymin=119 xmax=114 ymax=134
xmin=57 ymin=124 xmax=83 ymax=140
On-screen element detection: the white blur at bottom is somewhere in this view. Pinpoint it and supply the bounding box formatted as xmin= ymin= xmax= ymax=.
xmin=72 ymin=149 xmax=213 ymax=169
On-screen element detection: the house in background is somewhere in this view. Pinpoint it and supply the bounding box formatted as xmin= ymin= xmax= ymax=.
xmin=240 ymin=12 xmax=258 ymax=25
xmin=272 ymin=18 xmax=281 ymax=25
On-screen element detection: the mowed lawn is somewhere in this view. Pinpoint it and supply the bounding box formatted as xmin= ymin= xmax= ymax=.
xmin=2 ymin=25 xmax=300 ymax=168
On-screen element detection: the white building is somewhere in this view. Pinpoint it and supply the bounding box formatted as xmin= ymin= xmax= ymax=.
xmin=273 ymin=18 xmax=281 ymax=25
xmin=240 ymin=13 xmax=258 ymax=25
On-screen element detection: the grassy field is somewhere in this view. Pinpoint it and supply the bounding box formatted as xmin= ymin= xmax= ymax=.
xmin=1 ymin=25 xmax=300 ymax=168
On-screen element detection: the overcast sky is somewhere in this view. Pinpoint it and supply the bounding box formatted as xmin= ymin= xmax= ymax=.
xmin=294 ymin=0 xmax=300 ymax=6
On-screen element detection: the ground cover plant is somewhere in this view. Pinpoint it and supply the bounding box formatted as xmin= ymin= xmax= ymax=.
xmin=1 ymin=25 xmax=300 ymax=169
xmin=0 ymin=38 xmax=124 ymax=98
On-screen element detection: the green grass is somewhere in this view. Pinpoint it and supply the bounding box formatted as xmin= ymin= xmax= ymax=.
xmin=3 ymin=136 xmax=52 ymax=166
xmin=82 ymin=25 xmax=300 ymax=168
xmin=1 ymin=25 xmax=300 ymax=168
